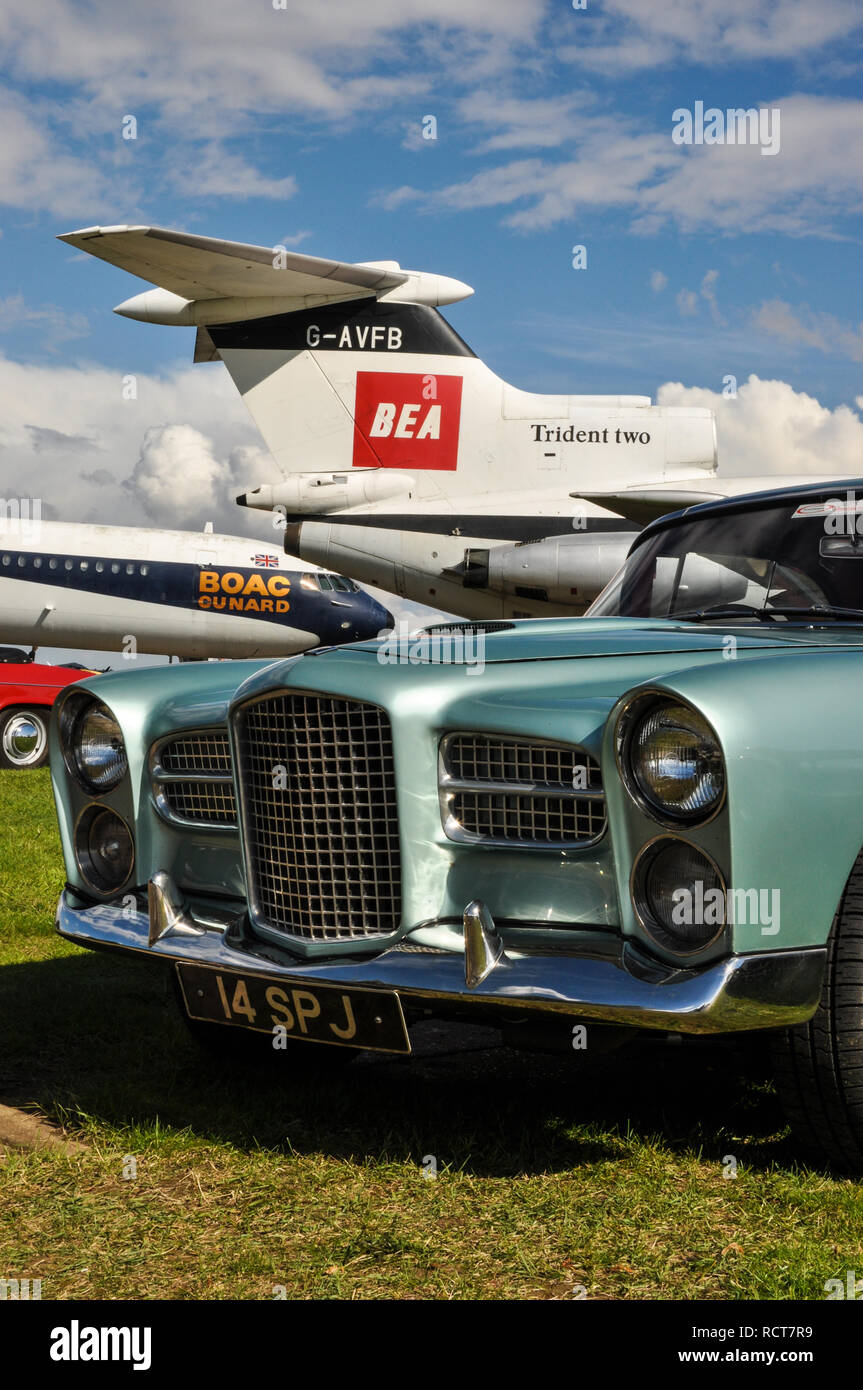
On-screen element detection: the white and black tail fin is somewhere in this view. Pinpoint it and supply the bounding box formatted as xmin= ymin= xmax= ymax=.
xmin=58 ymin=223 xmax=718 ymax=517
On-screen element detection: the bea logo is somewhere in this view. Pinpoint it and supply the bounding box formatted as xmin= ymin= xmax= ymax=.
xmin=353 ymin=371 xmax=462 ymax=471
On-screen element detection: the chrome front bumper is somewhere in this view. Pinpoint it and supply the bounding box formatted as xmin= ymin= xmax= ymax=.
xmin=55 ymin=877 xmax=826 ymax=1037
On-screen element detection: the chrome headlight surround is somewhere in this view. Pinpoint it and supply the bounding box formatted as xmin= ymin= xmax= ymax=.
xmin=615 ymin=691 xmax=725 ymax=828
xmin=60 ymin=691 xmax=128 ymax=794
xmin=631 ymin=835 xmax=727 ymax=956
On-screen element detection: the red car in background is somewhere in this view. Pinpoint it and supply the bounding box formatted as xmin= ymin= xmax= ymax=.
xmin=0 ymin=648 xmax=99 ymax=769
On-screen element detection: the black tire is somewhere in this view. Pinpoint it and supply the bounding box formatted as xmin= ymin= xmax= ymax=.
xmin=0 ymin=706 xmax=50 ymax=769
xmin=771 ymin=849 xmax=863 ymax=1172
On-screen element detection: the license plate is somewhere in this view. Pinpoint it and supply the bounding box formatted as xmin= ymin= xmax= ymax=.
xmin=175 ymin=962 xmax=410 ymax=1054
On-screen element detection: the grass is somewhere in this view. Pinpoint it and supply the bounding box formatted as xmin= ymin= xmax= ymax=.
xmin=1 ymin=768 xmax=862 ymax=1300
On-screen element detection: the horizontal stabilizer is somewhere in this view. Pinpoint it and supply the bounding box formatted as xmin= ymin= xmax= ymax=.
xmin=58 ymin=225 xmax=408 ymax=302
xmin=58 ymin=226 xmax=474 ymax=322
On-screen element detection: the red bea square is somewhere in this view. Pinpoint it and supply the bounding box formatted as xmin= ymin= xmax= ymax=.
xmin=352 ymin=371 xmax=462 ymax=471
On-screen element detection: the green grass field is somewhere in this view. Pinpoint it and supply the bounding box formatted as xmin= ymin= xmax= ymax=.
xmin=1 ymin=768 xmax=862 ymax=1300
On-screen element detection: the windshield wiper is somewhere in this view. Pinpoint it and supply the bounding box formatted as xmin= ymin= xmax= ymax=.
xmin=668 ymin=603 xmax=863 ymax=624
xmin=667 ymin=604 xmax=780 ymax=622
xmin=754 ymin=605 xmax=863 ymax=622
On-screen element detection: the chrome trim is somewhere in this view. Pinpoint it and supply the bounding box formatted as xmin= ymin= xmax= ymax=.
xmin=148 ymin=871 xmax=208 ymax=947
xmin=149 ymin=728 xmax=237 ymax=831
xmin=439 ymin=731 xmax=607 ymax=850
xmin=630 ymin=834 xmax=728 ymax=957
xmin=463 ymin=900 xmax=505 ymax=987
xmin=56 ymin=886 xmax=827 ymax=1036
xmin=614 ymin=690 xmax=727 ymax=830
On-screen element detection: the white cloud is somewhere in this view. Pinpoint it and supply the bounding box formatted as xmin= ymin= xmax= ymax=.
xmin=0 ymin=354 xmax=280 ymax=535
xmin=563 ymin=0 xmax=863 ymax=70
xmin=383 ymin=96 xmax=863 ymax=238
xmin=676 ymin=289 xmax=699 ymax=316
xmin=650 ymin=270 xmax=668 ymax=292
xmin=0 ymin=293 xmax=90 ymax=347
xmin=658 ymin=374 xmax=863 ymax=477
xmin=753 ymin=299 xmax=863 ymax=361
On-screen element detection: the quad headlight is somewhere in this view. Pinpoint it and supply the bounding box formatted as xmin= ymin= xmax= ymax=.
xmin=61 ymin=694 xmax=128 ymax=793
xmin=617 ymin=695 xmax=724 ymax=825
xmin=632 ymin=837 xmax=727 ymax=955
xmin=74 ymin=805 xmax=134 ymax=893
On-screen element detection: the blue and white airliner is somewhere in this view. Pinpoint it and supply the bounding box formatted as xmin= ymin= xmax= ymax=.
xmin=0 ymin=519 xmax=394 ymax=659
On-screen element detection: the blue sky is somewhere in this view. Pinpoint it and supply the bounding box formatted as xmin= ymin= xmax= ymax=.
xmin=1 ymin=0 xmax=863 ymax=661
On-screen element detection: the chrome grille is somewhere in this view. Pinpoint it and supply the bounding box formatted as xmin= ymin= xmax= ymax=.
xmin=440 ymin=733 xmax=606 ymax=848
xmin=159 ymin=731 xmax=232 ymax=775
xmin=234 ymin=692 xmax=401 ymax=942
xmin=151 ymin=730 xmax=236 ymax=828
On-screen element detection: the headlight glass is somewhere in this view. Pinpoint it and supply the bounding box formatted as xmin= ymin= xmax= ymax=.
xmin=75 ymin=806 xmax=135 ymax=893
xmin=65 ymin=697 xmax=128 ymax=792
xmin=633 ymin=837 xmax=726 ymax=955
xmin=622 ymin=698 xmax=724 ymax=823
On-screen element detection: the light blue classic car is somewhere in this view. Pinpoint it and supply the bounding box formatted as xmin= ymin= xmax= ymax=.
xmin=52 ymin=481 xmax=863 ymax=1169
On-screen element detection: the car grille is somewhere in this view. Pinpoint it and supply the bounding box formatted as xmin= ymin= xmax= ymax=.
xmin=233 ymin=692 xmax=401 ymax=943
xmin=440 ymin=733 xmax=606 ymax=848
xmin=151 ymin=730 xmax=237 ymax=827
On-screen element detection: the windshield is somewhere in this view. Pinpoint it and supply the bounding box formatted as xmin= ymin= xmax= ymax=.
xmin=588 ymin=499 xmax=863 ymax=621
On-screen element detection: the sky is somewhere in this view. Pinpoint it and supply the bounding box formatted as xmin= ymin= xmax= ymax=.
xmin=1 ymin=0 xmax=863 ymax=664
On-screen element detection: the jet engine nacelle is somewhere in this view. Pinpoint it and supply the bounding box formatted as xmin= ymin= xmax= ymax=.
xmin=464 ymin=532 xmax=639 ymax=605
xmin=237 ymin=471 xmax=415 ymax=515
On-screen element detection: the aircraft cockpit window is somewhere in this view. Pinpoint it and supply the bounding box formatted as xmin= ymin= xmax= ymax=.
xmin=300 ymin=574 xmax=319 ymax=591
xmin=330 ymin=575 xmax=350 ymax=591
xmin=318 ymin=574 xmax=333 ymax=590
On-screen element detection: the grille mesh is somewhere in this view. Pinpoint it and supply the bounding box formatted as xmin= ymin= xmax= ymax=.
xmin=235 ymin=693 xmax=401 ymax=942
xmin=163 ymin=780 xmax=237 ymax=825
xmin=154 ymin=730 xmax=236 ymax=826
xmin=446 ymin=734 xmax=602 ymax=791
xmin=160 ymin=731 xmax=232 ymax=775
xmin=451 ymin=791 xmax=606 ymax=845
xmin=441 ymin=733 xmax=606 ymax=847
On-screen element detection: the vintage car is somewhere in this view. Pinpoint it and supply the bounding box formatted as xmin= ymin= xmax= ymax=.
xmin=0 ymin=652 xmax=97 ymax=769
xmin=51 ymin=480 xmax=863 ymax=1169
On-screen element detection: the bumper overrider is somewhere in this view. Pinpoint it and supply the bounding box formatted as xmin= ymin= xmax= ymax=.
xmin=55 ymin=873 xmax=826 ymax=1041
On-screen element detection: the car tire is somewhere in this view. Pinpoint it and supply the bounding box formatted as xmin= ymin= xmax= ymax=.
xmin=771 ymin=849 xmax=863 ymax=1172
xmin=0 ymin=706 xmax=50 ymax=769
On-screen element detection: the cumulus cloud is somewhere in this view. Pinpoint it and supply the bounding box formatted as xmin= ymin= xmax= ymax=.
xmin=650 ymin=270 xmax=668 ymax=292
xmin=658 ymin=374 xmax=863 ymax=477
xmin=0 ymin=354 xmax=280 ymax=536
